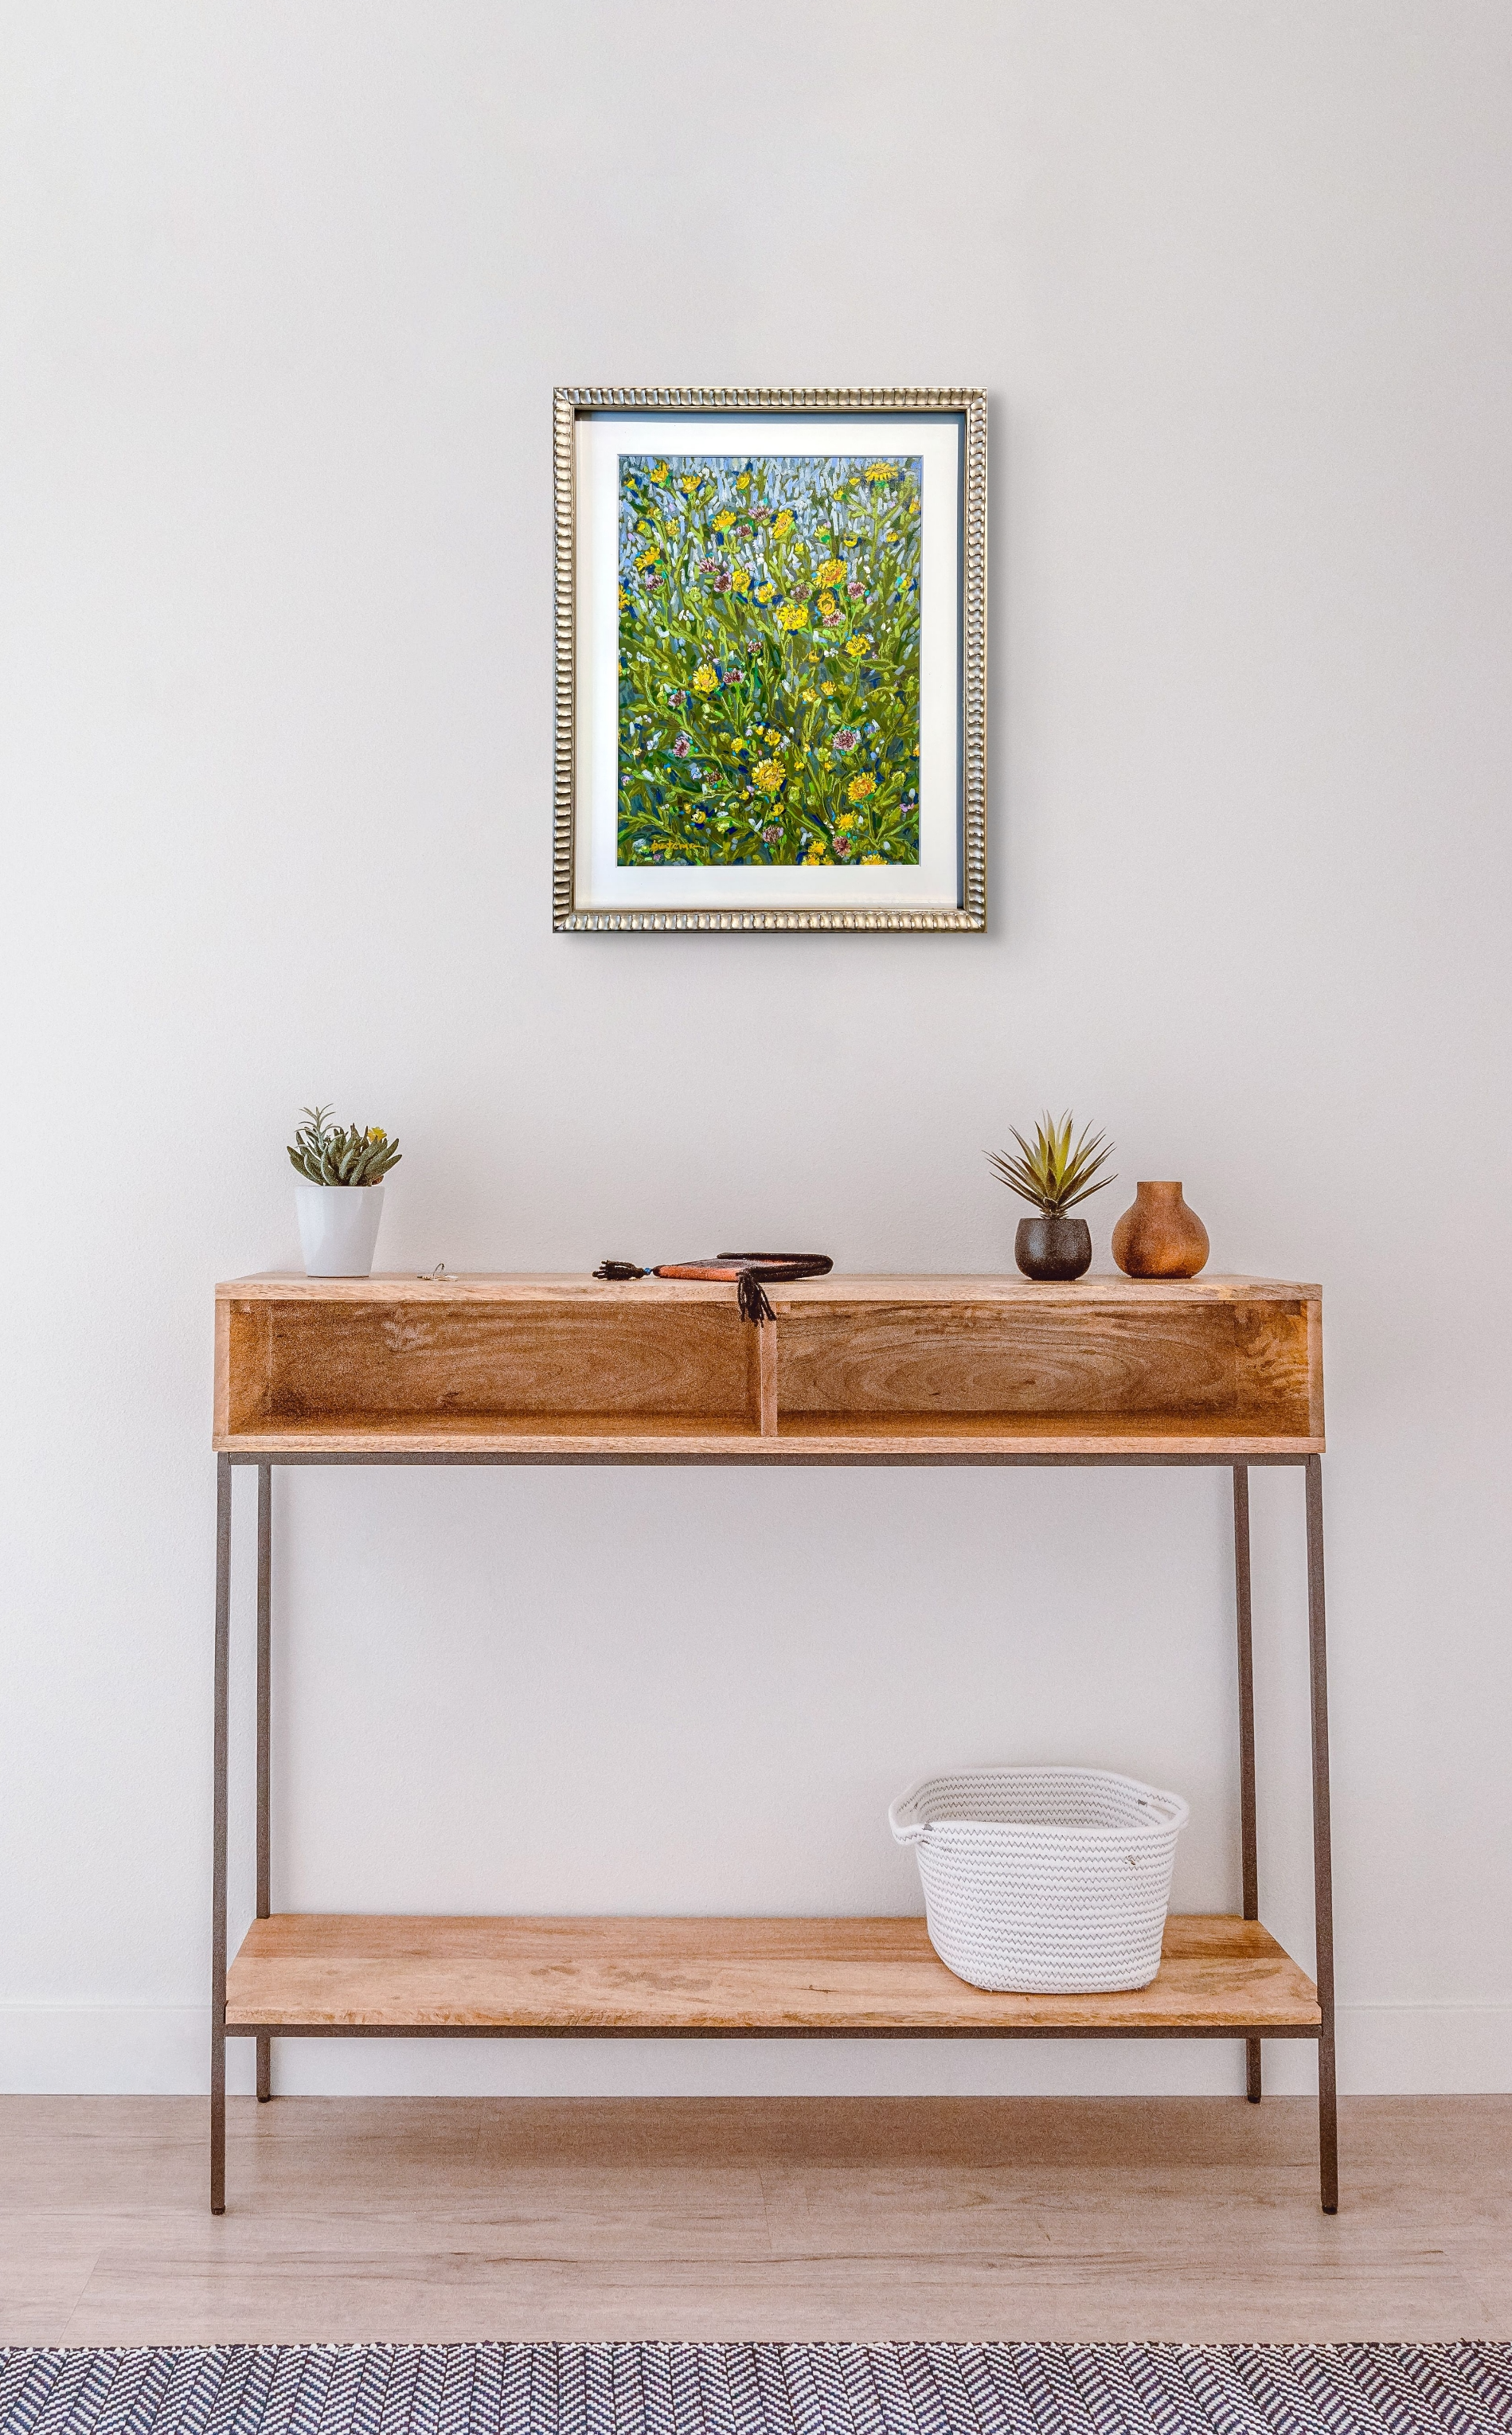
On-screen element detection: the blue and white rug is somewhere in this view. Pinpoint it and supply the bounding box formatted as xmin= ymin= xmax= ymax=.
xmin=2 ymin=2344 xmax=1509 ymax=2435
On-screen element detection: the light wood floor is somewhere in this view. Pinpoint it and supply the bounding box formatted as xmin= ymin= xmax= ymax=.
xmin=1 ymin=2095 xmax=1508 ymax=2346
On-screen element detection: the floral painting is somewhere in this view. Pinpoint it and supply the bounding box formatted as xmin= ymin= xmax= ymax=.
xmin=615 ymin=454 xmax=923 ymax=869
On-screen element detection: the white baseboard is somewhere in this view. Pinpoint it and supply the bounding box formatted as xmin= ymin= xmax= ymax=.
xmin=1 ymin=2004 xmax=1507 ymax=2097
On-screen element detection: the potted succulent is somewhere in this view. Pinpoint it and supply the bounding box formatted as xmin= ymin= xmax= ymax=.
xmin=287 ymin=1104 xmax=402 ymax=1277
xmin=987 ymin=1112 xmax=1115 ymax=1281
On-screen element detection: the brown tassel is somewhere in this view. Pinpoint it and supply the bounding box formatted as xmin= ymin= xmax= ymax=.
xmin=736 ymin=1270 xmax=776 ymax=1327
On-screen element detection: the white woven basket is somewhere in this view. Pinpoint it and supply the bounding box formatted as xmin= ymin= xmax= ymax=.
xmin=889 ymin=1765 xmax=1190 ymax=1994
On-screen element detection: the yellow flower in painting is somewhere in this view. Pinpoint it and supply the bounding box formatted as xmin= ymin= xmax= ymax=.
xmin=730 ymin=568 xmax=750 ymax=592
xmin=834 ymin=813 xmax=857 ymax=834
xmin=652 ymin=462 xmax=669 ymax=483
xmin=816 ymin=559 xmax=846 ymax=588
xmin=820 ymin=682 xmax=836 ymax=697
xmin=776 ymin=601 xmax=808 ymax=629
xmin=691 ymin=665 xmax=717 ymax=694
xmin=635 ymin=547 xmax=659 ymax=569
xmin=803 ymin=847 xmax=834 ymax=865
xmin=753 ymin=759 xmax=786 ymax=795
xmin=908 ymin=496 xmax=920 ymax=513
xmin=764 ymin=726 xmax=781 ymax=744
xmin=618 ymin=585 xmax=628 ymax=608
xmin=713 ymin=510 xmax=736 ymax=531
xmin=818 ymin=592 xmax=837 ymax=618
xmin=848 ymin=773 xmax=877 ymax=803
xmin=846 ymin=634 xmax=869 ymax=657
xmin=679 ymin=475 xmax=701 ymax=495
xmin=864 ymin=462 xmax=893 ymax=484
xmin=736 ymin=472 xmax=751 ymax=491
xmin=772 ymin=510 xmax=795 ymax=537
xmin=801 ymin=688 xmax=819 ymax=704
xmin=756 ymin=584 xmax=775 ymax=603
xmin=861 ymin=854 xmax=886 ymax=865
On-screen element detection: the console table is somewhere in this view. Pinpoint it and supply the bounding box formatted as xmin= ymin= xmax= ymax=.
xmin=210 ymin=1271 xmax=1334 ymax=2213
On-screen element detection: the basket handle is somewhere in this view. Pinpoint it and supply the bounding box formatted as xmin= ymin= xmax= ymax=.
xmin=888 ymin=1792 xmax=928 ymax=1848
xmin=1134 ymin=1790 xmax=1190 ymax=1832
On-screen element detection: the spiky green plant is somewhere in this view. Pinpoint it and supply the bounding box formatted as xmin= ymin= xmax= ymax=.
xmin=986 ymin=1112 xmax=1115 ymax=1216
xmin=287 ymin=1104 xmax=402 ymax=1186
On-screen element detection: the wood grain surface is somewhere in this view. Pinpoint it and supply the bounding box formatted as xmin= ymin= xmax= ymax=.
xmin=213 ymin=1415 xmax=1322 ymax=1457
xmin=218 ymin=1272 xmax=1322 ymax=1304
xmin=776 ymin=1299 xmax=1311 ymax=1428
xmin=224 ymin=1914 xmax=1321 ymax=2034
xmin=6 ymin=2093 xmax=1509 ymax=2343
xmin=214 ymin=1275 xmax=1325 ymax=1454
xmin=256 ymin=1301 xmax=756 ymax=1423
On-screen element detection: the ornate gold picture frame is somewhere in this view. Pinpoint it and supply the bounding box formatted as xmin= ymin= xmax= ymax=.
xmin=553 ymin=387 xmax=987 ymax=932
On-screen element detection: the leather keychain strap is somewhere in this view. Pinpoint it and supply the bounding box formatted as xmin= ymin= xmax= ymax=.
xmin=592 ymin=1253 xmax=833 ymax=1324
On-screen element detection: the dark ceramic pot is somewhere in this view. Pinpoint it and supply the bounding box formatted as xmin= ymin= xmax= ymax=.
xmin=1015 ymin=1215 xmax=1092 ymax=1281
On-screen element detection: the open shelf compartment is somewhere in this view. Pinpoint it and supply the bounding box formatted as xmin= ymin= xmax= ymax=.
xmin=217 ymin=1277 xmax=766 ymax=1443
xmin=772 ymin=1280 xmax=1320 ymax=1445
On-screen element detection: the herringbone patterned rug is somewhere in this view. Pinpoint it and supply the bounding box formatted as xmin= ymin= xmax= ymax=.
xmin=2 ymin=2343 xmax=1508 ymax=2434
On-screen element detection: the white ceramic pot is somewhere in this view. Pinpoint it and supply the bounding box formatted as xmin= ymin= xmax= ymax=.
xmin=295 ymin=1182 xmax=385 ymax=1277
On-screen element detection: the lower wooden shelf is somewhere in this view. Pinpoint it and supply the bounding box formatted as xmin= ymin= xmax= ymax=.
xmin=216 ymin=1414 xmax=1323 ymax=1459
xmin=224 ymin=1913 xmax=1321 ymax=2038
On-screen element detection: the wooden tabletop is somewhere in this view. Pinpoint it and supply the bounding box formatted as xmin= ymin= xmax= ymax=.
xmin=218 ymin=1272 xmax=1321 ymax=1303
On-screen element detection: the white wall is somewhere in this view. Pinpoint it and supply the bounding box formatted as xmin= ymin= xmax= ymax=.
xmin=2 ymin=1 xmax=1510 ymax=2101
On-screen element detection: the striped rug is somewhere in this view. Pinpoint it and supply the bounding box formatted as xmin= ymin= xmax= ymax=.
xmin=2 ymin=2343 xmax=1509 ymax=2435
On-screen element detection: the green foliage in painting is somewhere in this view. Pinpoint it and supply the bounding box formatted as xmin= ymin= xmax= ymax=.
xmin=287 ymin=1105 xmax=402 ymax=1186
xmin=616 ymin=453 xmax=923 ymax=868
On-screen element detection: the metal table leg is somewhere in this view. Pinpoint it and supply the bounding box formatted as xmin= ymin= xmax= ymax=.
xmin=210 ymin=1454 xmax=231 ymax=2214
xmin=1233 ymin=1467 xmax=1261 ymax=2104
xmin=1306 ymin=1455 xmax=1338 ymax=2212
xmin=256 ymin=1462 xmax=272 ymax=2105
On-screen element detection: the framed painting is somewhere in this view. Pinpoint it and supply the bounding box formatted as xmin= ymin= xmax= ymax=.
xmin=552 ymin=387 xmax=987 ymax=932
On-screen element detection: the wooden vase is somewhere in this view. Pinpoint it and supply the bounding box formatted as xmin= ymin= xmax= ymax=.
xmin=1112 ymin=1181 xmax=1209 ymax=1279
